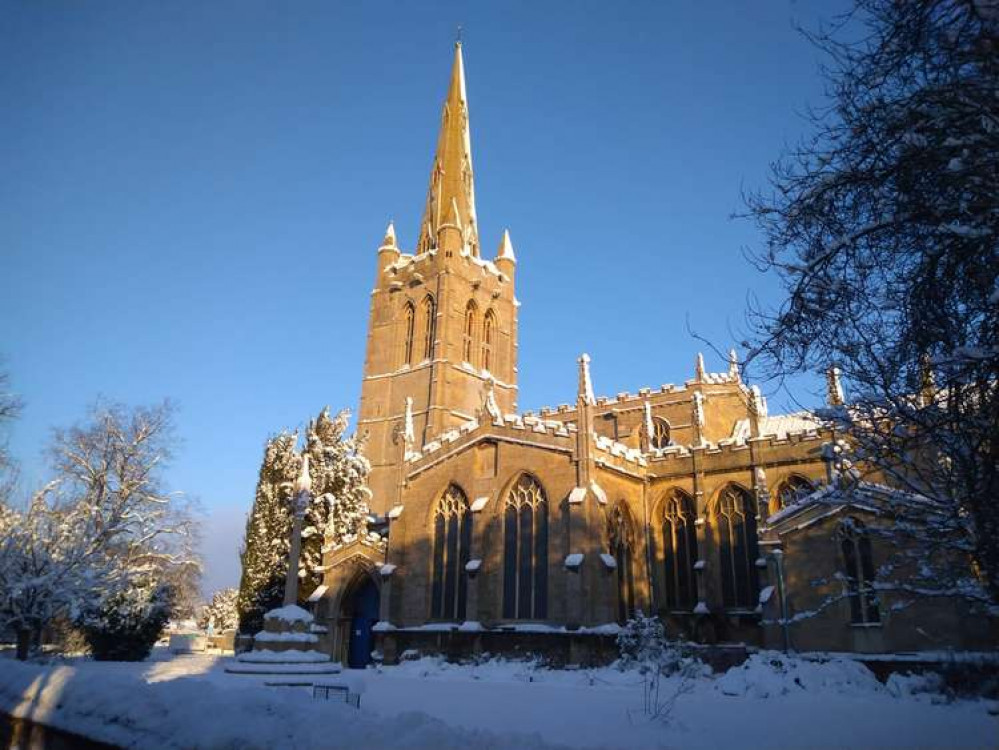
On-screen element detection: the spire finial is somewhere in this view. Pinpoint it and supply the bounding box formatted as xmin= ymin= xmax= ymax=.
xmin=456 ymin=23 xmax=462 ymax=45
xmin=826 ymin=366 xmax=845 ymax=407
xmin=497 ymin=229 xmax=516 ymax=263
xmin=577 ymin=353 xmax=596 ymax=406
xmin=695 ymin=352 xmax=706 ymax=381
xmin=381 ymin=221 xmax=397 ymax=249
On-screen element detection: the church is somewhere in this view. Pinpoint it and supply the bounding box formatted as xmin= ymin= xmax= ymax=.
xmin=311 ymin=44 xmax=993 ymax=667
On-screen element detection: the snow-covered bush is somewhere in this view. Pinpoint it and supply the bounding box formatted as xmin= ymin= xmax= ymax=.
xmin=80 ymin=581 xmax=172 ymax=661
xmin=616 ymin=613 xmax=703 ymax=720
xmin=199 ymin=587 xmax=238 ymax=632
xmin=716 ymin=652 xmax=884 ymax=699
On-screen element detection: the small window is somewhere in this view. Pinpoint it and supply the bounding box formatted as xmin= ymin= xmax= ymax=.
xmin=402 ymin=302 xmax=415 ymax=366
xmin=422 ymin=296 xmax=436 ymax=360
xmin=773 ymin=475 xmax=814 ymax=512
xmin=839 ymin=518 xmax=880 ymax=625
xmin=481 ymin=311 xmax=496 ymax=372
xmin=462 ymin=302 xmax=477 ymax=364
xmin=650 ymin=418 xmax=671 ymax=450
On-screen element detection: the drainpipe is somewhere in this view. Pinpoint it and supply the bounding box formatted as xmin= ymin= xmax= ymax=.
xmin=770 ymin=549 xmax=791 ymax=654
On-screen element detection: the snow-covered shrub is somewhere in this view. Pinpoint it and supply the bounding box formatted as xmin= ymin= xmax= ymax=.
xmin=80 ymin=581 xmax=172 ymax=661
xmin=616 ymin=613 xmax=703 ymax=720
xmin=198 ymin=587 xmax=238 ymax=632
xmin=716 ymin=652 xmax=884 ymax=699
xmin=886 ymin=671 xmax=947 ymax=701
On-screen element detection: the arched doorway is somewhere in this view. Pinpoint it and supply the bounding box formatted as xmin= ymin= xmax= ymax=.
xmin=343 ymin=576 xmax=380 ymax=669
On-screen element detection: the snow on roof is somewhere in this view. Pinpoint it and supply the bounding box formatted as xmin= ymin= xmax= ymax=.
xmin=470 ymin=496 xmax=490 ymax=512
xmin=307 ymin=585 xmax=328 ymax=603
xmin=765 ymin=480 xmax=936 ymax=527
xmin=731 ymin=411 xmax=822 ymax=440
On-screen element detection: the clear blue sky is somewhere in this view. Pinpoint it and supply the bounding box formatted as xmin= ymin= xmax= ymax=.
xmin=1 ymin=0 xmax=846 ymax=595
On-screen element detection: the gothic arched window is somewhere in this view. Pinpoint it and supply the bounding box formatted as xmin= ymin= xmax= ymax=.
xmin=650 ymin=418 xmax=671 ymax=450
xmin=717 ymin=485 xmax=760 ymax=609
xmin=503 ymin=474 xmax=548 ymax=620
xmin=422 ymin=295 xmax=436 ymax=361
xmin=430 ymin=485 xmax=472 ymax=620
xmin=608 ymin=504 xmax=636 ymax=623
xmin=481 ymin=311 xmax=496 ymax=372
xmin=839 ymin=517 xmax=880 ymax=625
xmin=662 ymin=490 xmax=698 ymax=610
xmin=402 ymin=302 xmax=415 ymax=366
xmin=773 ymin=475 xmax=815 ymax=513
xmin=462 ymin=301 xmax=477 ymax=365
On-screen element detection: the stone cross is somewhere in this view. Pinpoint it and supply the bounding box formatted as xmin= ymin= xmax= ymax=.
xmin=283 ymin=452 xmax=312 ymax=607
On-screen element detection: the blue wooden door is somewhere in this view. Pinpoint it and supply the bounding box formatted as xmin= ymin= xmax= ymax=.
xmin=347 ymin=578 xmax=379 ymax=669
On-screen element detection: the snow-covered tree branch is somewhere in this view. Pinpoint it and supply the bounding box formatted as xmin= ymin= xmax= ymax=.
xmin=742 ymin=0 xmax=999 ymax=602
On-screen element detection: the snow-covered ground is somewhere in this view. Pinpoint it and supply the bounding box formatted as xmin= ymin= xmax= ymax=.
xmin=1 ymin=648 xmax=995 ymax=750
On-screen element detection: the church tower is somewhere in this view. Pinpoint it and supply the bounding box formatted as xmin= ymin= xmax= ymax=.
xmin=357 ymin=43 xmax=519 ymax=513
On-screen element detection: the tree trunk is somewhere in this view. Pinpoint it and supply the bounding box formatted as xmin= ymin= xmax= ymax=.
xmin=16 ymin=628 xmax=31 ymax=661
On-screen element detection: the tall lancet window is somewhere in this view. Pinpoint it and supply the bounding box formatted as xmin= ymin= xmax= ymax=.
xmin=503 ymin=474 xmax=548 ymax=620
xmin=608 ymin=504 xmax=637 ymax=623
xmin=717 ymin=485 xmax=760 ymax=609
xmin=462 ymin=301 xmax=477 ymax=365
xmin=839 ymin=518 xmax=880 ymax=625
xmin=481 ymin=311 xmax=495 ymax=373
xmin=422 ymin=295 xmax=436 ymax=361
xmin=402 ymin=302 xmax=415 ymax=366
xmin=661 ymin=490 xmax=698 ymax=610
xmin=430 ymin=485 xmax=472 ymax=621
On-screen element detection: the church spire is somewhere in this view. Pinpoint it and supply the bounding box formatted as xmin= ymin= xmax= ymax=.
xmin=417 ymin=42 xmax=479 ymax=256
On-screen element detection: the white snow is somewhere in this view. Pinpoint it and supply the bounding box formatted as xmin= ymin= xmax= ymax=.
xmin=599 ymin=553 xmax=617 ymax=569
xmin=263 ymin=604 xmax=314 ymax=624
xmin=236 ymin=649 xmax=330 ymax=663
xmin=1 ymin=649 xmax=994 ymax=750
xmin=564 ymin=553 xmax=584 ymax=569
xmin=253 ymin=631 xmax=319 ymax=643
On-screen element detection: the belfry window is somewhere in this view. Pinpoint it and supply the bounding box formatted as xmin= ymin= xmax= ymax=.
xmin=650 ymin=417 xmax=671 ymax=450
xmin=422 ymin=295 xmax=436 ymax=361
xmin=839 ymin=518 xmax=880 ymax=625
xmin=503 ymin=474 xmax=548 ymax=620
xmin=402 ymin=302 xmax=415 ymax=366
xmin=430 ymin=485 xmax=471 ymax=621
xmin=661 ymin=490 xmax=698 ymax=610
xmin=481 ymin=311 xmax=495 ymax=372
xmin=608 ymin=504 xmax=637 ymax=623
xmin=717 ymin=485 xmax=760 ymax=609
xmin=462 ymin=302 xmax=477 ymax=365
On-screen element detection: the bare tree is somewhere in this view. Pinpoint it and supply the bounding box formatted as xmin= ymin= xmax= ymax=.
xmin=742 ymin=1 xmax=998 ymax=600
xmin=0 ymin=367 xmax=23 ymax=504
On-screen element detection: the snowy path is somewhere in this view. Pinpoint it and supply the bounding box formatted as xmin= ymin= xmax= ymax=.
xmin=1 ymin=649 xmax=995 ymax=750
